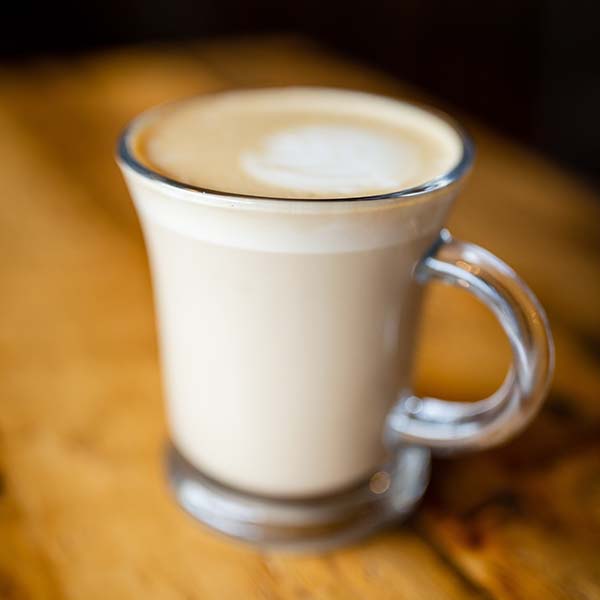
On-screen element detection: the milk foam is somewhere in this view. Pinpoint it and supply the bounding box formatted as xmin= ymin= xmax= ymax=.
xmin=134 ymin=88 xmax=463 ymax=199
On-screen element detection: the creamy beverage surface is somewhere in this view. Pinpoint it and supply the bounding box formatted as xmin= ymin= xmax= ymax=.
xmin=134 ymin=88 xmax=462 ymax=199
xmin=122 ymin=88 xmax=465 ymax=498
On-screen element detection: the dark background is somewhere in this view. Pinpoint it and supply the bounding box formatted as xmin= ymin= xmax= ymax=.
xmin=2 ymin=0 xmax=598 ymax=185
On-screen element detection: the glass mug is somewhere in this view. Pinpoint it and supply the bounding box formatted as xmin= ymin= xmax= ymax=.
xmin=117 ymin=90 xmax=554 ymax=551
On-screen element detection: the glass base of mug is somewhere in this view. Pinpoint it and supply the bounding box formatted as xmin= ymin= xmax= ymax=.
xmin=166 ymin=443 xmax=431 ymax=552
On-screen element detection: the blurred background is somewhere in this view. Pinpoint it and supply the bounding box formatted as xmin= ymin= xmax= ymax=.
xmin=2 ymin=0 xmax=598 ymax=186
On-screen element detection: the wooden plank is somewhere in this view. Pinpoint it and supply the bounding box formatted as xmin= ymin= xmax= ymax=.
xmin=419 ymin=444 xmax=600 ymax=600
xmin=0 ymin=37 xmax=598 ymax=599
xmin=265 ymin=530 xmax=490 ymax=599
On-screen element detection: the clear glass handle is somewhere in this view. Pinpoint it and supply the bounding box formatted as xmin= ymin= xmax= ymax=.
xmin=386 ymin=229 xmax=554 ymax=453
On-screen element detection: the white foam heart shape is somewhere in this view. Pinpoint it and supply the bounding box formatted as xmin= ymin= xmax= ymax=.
xmin=241 ymin=124 xmax=419 ymax=196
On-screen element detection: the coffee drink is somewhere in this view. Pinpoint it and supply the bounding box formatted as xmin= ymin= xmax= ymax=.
xmin=122 ymin=88 xmax=463 ymax=498
xmin=118 ymin=87 xmax=553 ymax=550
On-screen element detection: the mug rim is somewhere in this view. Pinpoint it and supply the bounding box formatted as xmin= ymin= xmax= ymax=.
xmin=117 ymin=86 xmax=475 ymax=205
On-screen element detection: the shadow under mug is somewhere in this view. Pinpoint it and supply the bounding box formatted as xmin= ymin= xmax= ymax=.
xmin=117 ymin=91 xmax=554 ymax=552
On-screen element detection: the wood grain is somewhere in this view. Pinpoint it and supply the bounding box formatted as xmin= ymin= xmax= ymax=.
xmin=0 ymin=37 xmax=599 ymax=599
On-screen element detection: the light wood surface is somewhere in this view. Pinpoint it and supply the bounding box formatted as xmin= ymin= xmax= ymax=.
xmin=1 ymin=37 xmax=599 ymax=599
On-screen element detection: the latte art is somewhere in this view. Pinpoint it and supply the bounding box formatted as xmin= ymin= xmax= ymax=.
xmin=135 ymin=88 xmax=462 ymax=199
xmin=241 ymin=125 xmax=418 ymax=195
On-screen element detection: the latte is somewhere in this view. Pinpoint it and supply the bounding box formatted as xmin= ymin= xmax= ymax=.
xmin=121 ymin=88 xmax=465 ymax=497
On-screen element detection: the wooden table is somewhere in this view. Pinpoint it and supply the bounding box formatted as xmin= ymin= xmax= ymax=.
xmin=1 ymin=37 xmax=599 ymax=599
